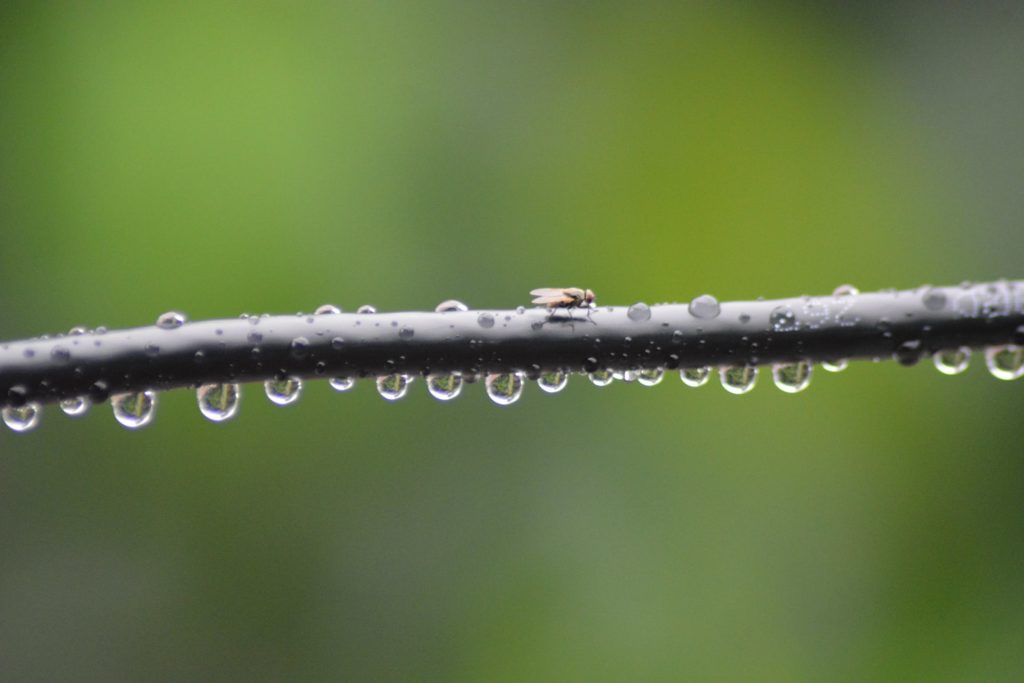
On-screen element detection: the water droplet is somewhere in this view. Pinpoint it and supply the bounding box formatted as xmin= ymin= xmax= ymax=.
xmin=738 ymin=313 xmax=751 ymax=324
xmin=637 ymin=368 xmax=664 ymax=386
xmin=985 ymin=345 xmax=1024 ymax=381
xmin=377 ymin=374 xmax=410 ymax=401
xmin=264 ymin=377 xmax=302 ymax=405
xmin=516 ymin=306 xmax=526 ymax=315
xmin=627 ymin=302 xmax=652 ymax=322
xmin=589 ymin=369 xmax=614 ymax=386
xmin=290 ymin=337 xmax=310 ymax=358
xmin=68 ymin=326 xmax=88 ymax=336
xmin=612 ymin=370 xmax=638 ymax=383
xmin=156 ymin=311 xmax=186 ymax=329
xmin=680 ymin=366 xmax=711 ymax=387
xmin=770 ymin=306 xmax=798 ymax=332
xmin=922 ymin=288 xmax=947 ymax=311
xmin=720 ymin=366 xmax=757 ymax=394
xmin=195 ymin=383 xmax=240 ymax=422
xmin=329 ymin=376 xmax=355 ymax=392
xmin=111 ymin=391 xmax=157 ymax=429
xmin=537 ymin=370 xmax=569 ymax=393
xmin=477 ymin=312 xmax=495 ymax=328
xmin=357 ymin=304 xmax=377 ymax=314
xmin=821 ymin=359 xmax=848 ymax=372
xmin=894 ymin=340 xmax=923 ymax=366
xmin=144 ymin=343 xmax=160 ymax=357
xmin=50 ymin=345 xmax=71 ymax=363
xmin=688 ymin=294 xmax=720 ymax=319
xmin=772 ymin=361 xmax=812 ymax=393
xmin=833 ymin=284 xmax=859 ymax=296
xmin=315 ymin=304 xmax=341 ymax=315
xmin=399 ymin=327 xmax=415 ymax=339
xmin=435 ymin=300 xmax=468 ymax=313
xmin=426 ymin=373 xmax=462 ymax=401
xmin=933 ymin=347 xmax=970 ymax=375
xmin=485 ymin=372 xmax=524 ymax=405
xmin=2 ymin=403 xmax=41 ymax=432
xmin=59 ymin=396 xmax=91 ymax=417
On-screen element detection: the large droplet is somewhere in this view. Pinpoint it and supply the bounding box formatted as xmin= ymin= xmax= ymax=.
xmin=435 ymin=300 xmax=468 ymax=313
xmin=637 ymin=368 xmax=665 ymax=386
xmin=264 ymin=377 xmax=302 ymax=405
xmin=985 ymin=345 xmax=1024 ymax=381
xmin=720 ymin=366 xmax=757 ymax=395
xmin=315 ymin=304 xmax=341 ymax=315
xmin=477 ymin=312 xmax=495 ymax=328
xmin=772 ymin=361 xmax=812 ymax=393
xmin=357 ymin=304 xmax=377 ymax=314
xmin=627 ymin=302 xmax=652 ymax=322
xmin=588 ymin=369 xmax=613 ymax=387
xmin=537 ymin=370 xmax=568 ymax=393
xmin=821 ymin=359 xmax=849 ymax=373
xmin=680 ymin=366 xmax=711 ymax=387
xmin=197 ymin=383 xmax=240 ymax=422
xmin=933 ymin=347 xmax=970 ymax=375
xmin=59 ymin=396 xmax=91 ymax=417
xmin=613 ymin=370 xmax=638 ymax=383
xmin=688 ymin=294 xmax=720 ymax=320
xmin=427 ymin=373 xmax=462 ymax=401
xmin=156 ymin=311 xmax=186 ymax=329
xmin=485 ymin=372 xmax=524 ymax=405
xmin=329 ymin=377 xmax=354 ymax=392
xmin=833 ymin=284 xmax=859 ymax=296
xmin=377 ymin=374 xmax=410 ymax=401
xmin=2 ymin=403 xmax=41 ymax=432
xmin=111 ymin=391 xmax=157 ymax=429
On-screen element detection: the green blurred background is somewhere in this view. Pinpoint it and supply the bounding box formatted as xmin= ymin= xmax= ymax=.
xmin=1 ymin=2 xmax=1022 ymax=680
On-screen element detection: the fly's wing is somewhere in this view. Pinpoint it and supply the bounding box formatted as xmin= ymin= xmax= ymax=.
xmin=530 ymin=288 xmax=572 ymax=306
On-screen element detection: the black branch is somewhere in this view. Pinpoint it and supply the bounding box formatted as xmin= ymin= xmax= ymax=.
xmin=2 ymin=280 xmax=1023 ymax=408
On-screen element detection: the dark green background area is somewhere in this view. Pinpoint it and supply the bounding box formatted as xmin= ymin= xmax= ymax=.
xmin=1 ymin=2 xmax=1022 ymax=680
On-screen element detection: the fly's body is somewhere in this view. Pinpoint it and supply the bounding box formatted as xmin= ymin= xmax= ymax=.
xmin=530 ymin=288 xmax=596 ymax=320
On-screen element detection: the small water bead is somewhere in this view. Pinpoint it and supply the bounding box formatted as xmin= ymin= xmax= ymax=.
xmin=769 ymin=306 xmax=798 ymax=332
xmin=720 ymin=365 xmax=758 ymax=395
xmin=59 ymin=396 xmax=91 ymax=417
xmin=922 ymin=288 xmax=947 ymax=311
xmin=68 ymin=326 xmax=89 ymax=336
xmin=985 ymin=345 xmax=1024 ymax=381
xmin=435 ymin=300 xmax=468 ymax=313
xmin=290 ymin=337 xmax=310 ymax=358
xmin=537 ymin=370 xmax=569 ymax=393
xmin=933 ymin=347 xmax=970 ymax=375
xmin=196 ymin=383 xmax=240 ymax=422
xmin=156 ymin=311 xmax=186 ymax=329
xmin=833 ymin=284 xmax=859 ymax=297
xmin=821 ymin=359 xmax=849 ymax=372
xmin=399 ymin=327 xmax=415 ymax=339
xmin=477 ymin=312 xmax=495 ymax=328
xmin=772 ymin=361 xmax=812 ymax=393
xmin=688 ymin=294 xmax=721 ymax=320
xmin=50 ymin=346 xmax=71 ymax=363
xmin=377 ymin=374 xmax=411 ymax=401
xmin=329 ymin=376 xmax=355 ymax=392
xmin=680 ymin=366 xmax=711 ymax=387
xmin=894 ymin=339 xmax=923 ymax=366
xmin=357 ymin=304 xmax=377 ymax=314
xmin=264 ymin=377 xmax=302 ymax=405
xmin=3 ymin=403 xmax=41 ymax=432
xmin=427 ymin=373 xmax=463 ymax=401
xmin=588 ymin=369 xmax=614 ymax=387
xmin=637 ymin=368 xmax=665 ymax=386
xmin=111 ymin=391 xmax=157 ymax=429
xmin=485 ymin=372 xmax=525 ymax=405
xmin=315 ymin=304 xmax=341 ymax=315
xmin=627 ymin=302 xmax=652 ymax=322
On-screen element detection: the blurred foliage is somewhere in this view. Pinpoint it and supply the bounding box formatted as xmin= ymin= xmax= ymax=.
xmin=1 ymin=2 xmax=1022 ymax=680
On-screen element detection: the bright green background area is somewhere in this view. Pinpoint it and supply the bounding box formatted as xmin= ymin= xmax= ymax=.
xmin=1 ymin=2 xmax=1021 ymax=681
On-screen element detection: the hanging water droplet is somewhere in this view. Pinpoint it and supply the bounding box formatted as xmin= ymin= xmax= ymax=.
xmin=894 ymin=340 xmax=923 ymax=366
xmin=720 ymin=366 xmax=758 ymax=395
xmin=772 ymin=361 xmax=812 ymax=393
xmin=933 ymin=347 xmax=970 ymax=375
xmin=357 ymin=304 xmax=377 ymax=314
xmin=637 ymin=368 xmax=665 ymax=386
xmin=329 ymin=376 xmax=354 ymax=392
xmin=156 ymin=311 xmax=186 ymax=329
xmin=197 ymin=383 xmax=240 ymax=422
xmin=833 ymin=284 xmax=859 ymax=296
xmin=376 ymin=374 xmax=410 ymax=401
xmin=588 ymin=369 xmax=613 ymax=387
xmin=477 ymin=312 xmax=495 ymax=328
xmin=2 ymin=403 xmax=41 ymax=432
xmin=985 ymin=345 xmax=1024 ymax=381
xmin=435 ymin=300 xmax=468 ymax=313
xmin=264 ymin=377 xmax=302 ymax=405
xmin=922 ymin=288 xmax=947 ymax=311
xmin=59 ymin=396 xmax=91 ymax=417
xmin=315 ymin=304 xmax=341 ymax=315
xmin=485 ymin=372 xmax=524 ymax=405
xmin=627 ymin=302 xmax=652 ymax=322
xmin=613 ymin=370 xmax=638 ymax=383
xmin=821 ymin=359 xmax=849 ymax=372
xmin=680 ymin=366 xmax=710 ymax=387
xmin=426 ymin=373 xmax=462 ymax=401
xmin=111 ymin=391 xmax=157 ymax=429
xmin=537 ymin=370 xmax=569 ymax=393
xmin=688 ymin=294 xmax=720 ymax=319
